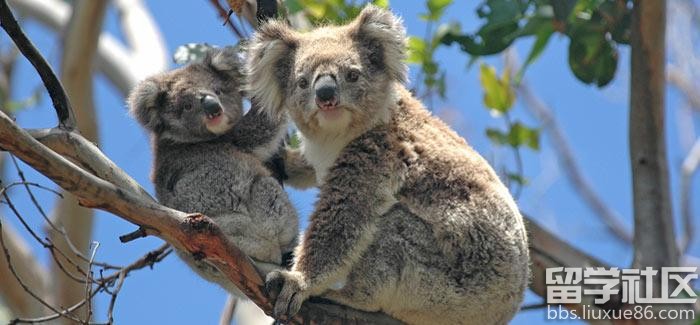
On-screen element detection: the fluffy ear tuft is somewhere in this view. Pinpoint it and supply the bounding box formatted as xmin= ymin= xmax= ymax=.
xmin=128 ymin=78 xmax=165 ymax=133
xmin=351 ymin=5 xmax=408 ymax=83
xmin=206 ymin=46 xmax=244 ymax=79
xmin=245 ymin=20 xmax=298 ymax=118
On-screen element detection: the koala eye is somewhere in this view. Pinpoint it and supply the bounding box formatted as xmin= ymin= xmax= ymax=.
xmin=346 ymin=69 xmax=360 ymax=82
xmin=298 ymin=77 xmax=309 ymax=89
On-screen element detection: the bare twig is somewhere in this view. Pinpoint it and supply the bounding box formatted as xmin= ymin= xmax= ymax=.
xmin=0 ymin=215 xmax=84 ymax=323
xmin=8 ymin=244 xmax=171 ymax=324
xmin=503 ymin=50 xmax=633 ymax=244
xmin=517 ymin=82 xmax=633 ymax=243
xmin=0 ymin=220 xmax=47 ymax=318
xmin=0 ymin=0 xmax=75 ymax=129
xmin=118 ymin=227 xmax=147 ymax=243
xmin=208 ymin=0 xmax=245 ymax=38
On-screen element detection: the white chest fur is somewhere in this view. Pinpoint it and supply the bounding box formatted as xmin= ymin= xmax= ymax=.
xmin=300 ymin=135 xmax=349 ymax=184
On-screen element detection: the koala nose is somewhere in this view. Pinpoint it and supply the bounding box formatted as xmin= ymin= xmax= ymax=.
xmin=315 ymin=75 xmax=338 ymax=108
xmin=201 ymin=94 xmax=222 ymax=117
xmin=316 ymin=85 xmax=336 ymax=102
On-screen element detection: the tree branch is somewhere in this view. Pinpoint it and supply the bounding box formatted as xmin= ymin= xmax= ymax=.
xmin=0 ymin=109 xmax=405 ymax=324
xmin=629 ymin=0 xmax=678 ymax=271
xmin=26 ymin=128 xmax=152 ymax=201
xmin=0 ymin=0 xmax=75 ymax=129
xmin=517 ymin=81 xmax=632 ymax=243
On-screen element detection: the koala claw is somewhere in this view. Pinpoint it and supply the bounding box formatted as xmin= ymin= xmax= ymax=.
xmin=266 ymin=270 xmax=308 ymax=320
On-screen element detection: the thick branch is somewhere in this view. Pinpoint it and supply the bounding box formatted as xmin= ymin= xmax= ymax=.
xmin=526 ymin=216 xmax=619 ymax=322
xmin=0 ymin=110 xmax=402 ymax=324
xmin=27 ymin=128 xmax=152 ymax=201
xmin=629 ymin=0 xmax=678 ymax=271
xmin=0 ymin=0 xmax=75 ymax=129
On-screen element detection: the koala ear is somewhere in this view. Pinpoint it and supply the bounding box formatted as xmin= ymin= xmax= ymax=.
xmin=245 ymin=20 xmax=298 ymax=117
xmin=350 ymin=5 xmax=408 ymax=83
xmin=128 ymin=78 xmax=165 ymax=133
xmin=207 ymin=46 xmax=244 ymax=79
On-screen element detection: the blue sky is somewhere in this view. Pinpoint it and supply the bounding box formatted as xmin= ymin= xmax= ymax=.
xmin=2 ymin=1 xmax=699 ymax=324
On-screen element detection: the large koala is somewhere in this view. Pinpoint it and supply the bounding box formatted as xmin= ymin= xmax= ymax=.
xmin=246 ymin=6 xmax=529 ymax=325
xmin=128 ymin=47 xmax=299 ymax=296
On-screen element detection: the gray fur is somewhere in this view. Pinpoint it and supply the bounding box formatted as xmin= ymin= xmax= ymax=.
xmin=128 ymin=48 xmax=299 ymax=296
xmin=247 ymin=5 xmax=529 ymax=325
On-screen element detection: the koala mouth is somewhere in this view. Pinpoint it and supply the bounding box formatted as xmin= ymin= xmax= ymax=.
xmin=205 ymin=111 xmax=222 ymax=120
xmin=316 ymin=98 xmax=338 ymax=111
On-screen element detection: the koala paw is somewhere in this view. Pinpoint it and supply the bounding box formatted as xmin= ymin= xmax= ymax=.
xmin=265 ymin=270 xmax=309 ymax=320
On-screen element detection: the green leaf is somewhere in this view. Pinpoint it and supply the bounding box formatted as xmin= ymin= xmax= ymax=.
xmin=568 ymin=32 xmax=618 ymax=87
xmin=508 ymin=122 xmax=540 ymax=150
xmin=507 ymin=173 xmax=529 ymax=186
xmin=423 ymin=0 xmax=453 ymax=21
xmin=479 ymin=64 xmax=515 ymax=114
xmin=516 ymin=22 xmax=554 ymax=83
xmin=372 ymin=0 xmax=389 ymax=9
xmin=476 ymin=0 xmax=524 ymax=32
xmin=406 ymin=36 xmax=428 ymax=64
xmin=486 ymin=128 xmax=509 ymax=146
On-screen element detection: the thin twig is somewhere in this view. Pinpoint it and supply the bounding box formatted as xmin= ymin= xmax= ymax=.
xmin=0 ymin=217 xmax=83 ymax=323
xmin=9 ymin=244 xmax=171 ymax=324
xmin=0 ymin=0 xmax=75 ymax=129
xmin=118 ymin=227 xmax=147 ymax=243
xmin=517 ymin=82 xmax=633 ymax=243
xmin=208 ymin=0 xmax=245 ymax=38
xmin=8 ymin=154 xmax=119 ymax=269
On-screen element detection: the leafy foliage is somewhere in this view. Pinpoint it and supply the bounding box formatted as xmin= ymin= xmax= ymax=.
xmin=440 ymin=0 xmax=631 ymax=87
xmin=286 ymin=0 xmax=389 ymax=24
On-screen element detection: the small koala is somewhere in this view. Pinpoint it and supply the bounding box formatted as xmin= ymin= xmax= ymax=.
xmin=128 ymin=47 xmax=299 ymax=296
xmin=246 ymin=6 xmax=529 ymax=325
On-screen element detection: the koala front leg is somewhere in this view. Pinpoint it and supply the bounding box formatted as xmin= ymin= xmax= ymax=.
xmin=221 ymin=102 xmax=288 ymax=161
xmin=282 ymin=148 xmax=317 ymax=189
xmin=266 ymin=130 xmax=402 ymax=319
